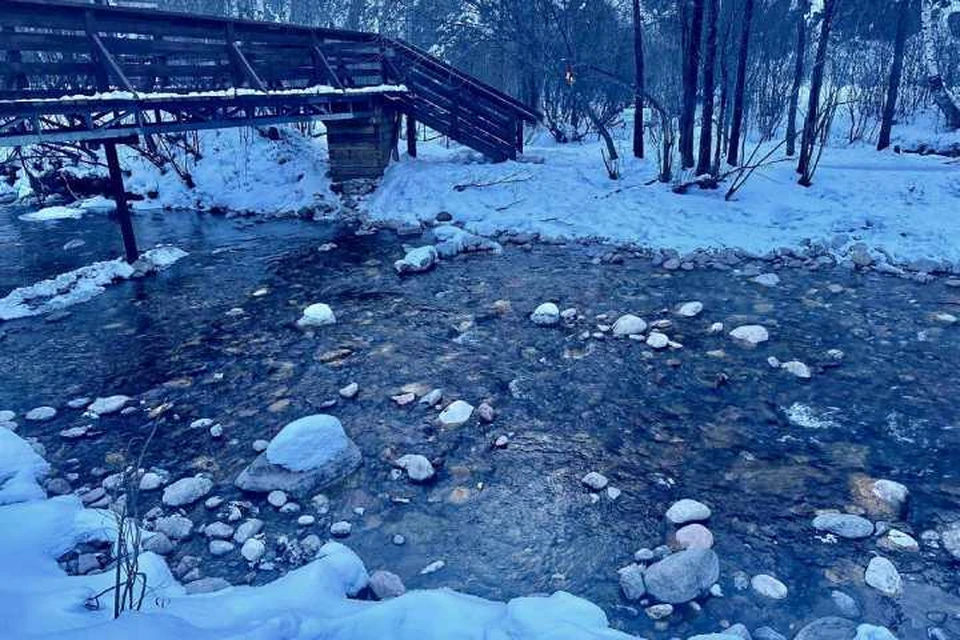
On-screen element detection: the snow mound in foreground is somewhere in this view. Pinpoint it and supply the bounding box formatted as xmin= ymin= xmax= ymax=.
xmin=0 ymin=246 xmax=187 ymax=321
xmin=0 ymin=427 xmax=632 ymax=640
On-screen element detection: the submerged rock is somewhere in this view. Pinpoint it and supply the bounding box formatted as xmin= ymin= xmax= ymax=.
xmin=395 ymin=454 xmax=435 ymax=482
xmin=25 ymin=406 xmax=57 ymax=421
xmin=864 ymin=557 xmax=902 ymax=596
xmin=729 ymin=325 xmax=769 ymax=346
xmin=643 ymin=548 xmax=719 ymax=604
xmin=235 ymin=415 xmax=361 ymax=496
xmin=751 ymin=574 xmax=788 ymax=600
xmin=438 ymin=400 xmax=474 ymax=427
xmin=87 ymin=395 xmax=131 ymax=415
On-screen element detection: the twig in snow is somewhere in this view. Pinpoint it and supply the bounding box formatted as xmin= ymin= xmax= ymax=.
xmin=453 ymin=173 xmax=532 ymax=192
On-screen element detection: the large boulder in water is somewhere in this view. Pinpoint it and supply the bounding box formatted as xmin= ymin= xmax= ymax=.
xmin=235 ymin=415 xmax=361 ymax=496
xmin=643 ymin=548 xmax=719 ymax=604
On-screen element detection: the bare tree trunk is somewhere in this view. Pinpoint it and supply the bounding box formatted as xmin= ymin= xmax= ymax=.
xmin=727 ymin=0 xmax=754 ymax=166
xmin=878 ymin=0 xmax=911 ymax=150
xmin=680 ymin=0 xmax=705 ymax=169
xmin=786 ymin=1 xmax=809 ymax=157
xmin=633 ymin=0 xmax=646 ymax=159
xmin=696 ymin=0 xmax=718 ymax=175
xmin=921 ymin=0 xmax=960 ymax=130
xmin=798 ymin=0 xmax=840 ymax=185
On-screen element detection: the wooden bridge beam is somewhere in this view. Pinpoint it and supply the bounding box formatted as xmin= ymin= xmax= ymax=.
xmin=103 ymin=140 xmax=139 ymax=263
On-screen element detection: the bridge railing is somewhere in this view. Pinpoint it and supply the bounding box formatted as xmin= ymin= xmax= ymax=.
xmin=0 ymin=0 xmax=539 ymax=159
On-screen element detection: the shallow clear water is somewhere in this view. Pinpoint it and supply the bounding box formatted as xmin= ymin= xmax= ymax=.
xmin=1 ymin=205 xmax=959 ymax=639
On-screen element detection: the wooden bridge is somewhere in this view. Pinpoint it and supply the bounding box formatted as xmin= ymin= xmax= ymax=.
xmin=0 ymin=0 xmax=538 ymax=260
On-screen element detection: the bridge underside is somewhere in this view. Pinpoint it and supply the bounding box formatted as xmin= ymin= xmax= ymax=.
xmin=0 ymin=0 xmax=539 ymax=261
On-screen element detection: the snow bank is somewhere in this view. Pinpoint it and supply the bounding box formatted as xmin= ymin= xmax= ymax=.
xmin=366 ymin=130 xmax=960 ymax=265
xmin=0 ymin=246 xmax=187 ymax=321
xmin=18 ymin=196 xmax=117 ymax=222
xmin=0 ymin=428 xmax=633 ymax=640
xmin=0 ymin=428 xmax=48 ymax=505
xmin=123 ymin=128 xmax=337 ymax=215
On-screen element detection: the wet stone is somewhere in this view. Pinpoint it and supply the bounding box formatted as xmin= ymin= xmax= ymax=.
xmin=155 ymin=515 xmax=193 ymax=540
xmin=184 ymin=577 xmax=230 ymax=595
xmin=209 ymin=540 xmax=235 ymax=556
xmin=643 ymin=548 xmax=719 ymax=604
xmin=26 ymin=406 xmax=57 ymax=421
xmin=675 ymin=523 xmax=714 ymax=549
xmin=438 ymin=400 xmax=473 ymax=427
xmin=162 ymin=476 xmax=214 ymax=507
xmin=750 ymin=574 xmax=788 ymax=600
xmin=87 ymin=395 xmax=131 ymax=415
xmin=831 ymin=590 xmax=861 ymax=618
xmin=581 ymin=471 xmax=608 ymax=491
xmin=369 ymin=570 xmax=406 ymax=600
xmin=864 ymin=556 xmax=902 ymax=596
xmin=793 ymin=617 xmax=858 ymax=640
xmin=618 ymin=563 xmax=646 ymax=601
xmin=530 ymin=302 xmax=560 ymax=326
xmin=233 ymin=519 xmax=264 ymax=544
xmin=812 ymin=513 xmax=874 ymax=539
xmin=666 ymin=499 xmax=712 ymax=525
xmin=330 ymin=521 xmax=352 ymax=537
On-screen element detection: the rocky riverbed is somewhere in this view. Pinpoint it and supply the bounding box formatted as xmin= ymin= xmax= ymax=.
xmin=1 ymin=204 xmax=959 ymax=639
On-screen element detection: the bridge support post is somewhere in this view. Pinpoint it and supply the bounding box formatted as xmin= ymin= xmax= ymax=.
xmin=406 ymin=114 xmax=417 ymax=158
xmin=326 ymin=106 xmax=400 ymax=183
xmin=103 ymin=142 xmax=139 ymax=264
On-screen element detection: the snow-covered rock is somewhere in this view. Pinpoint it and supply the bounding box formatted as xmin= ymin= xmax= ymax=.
xmin=394 ymin=245 xmax=439 ymax=275
xmin=530 ymin=302 xmax=560 ymax=326
xmin=297 ymin=303 xmax=336 ymax=328
xmin=235 ymin=414 xmax=361 ymax=496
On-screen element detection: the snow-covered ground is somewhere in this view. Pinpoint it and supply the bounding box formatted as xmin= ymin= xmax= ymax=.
xmin=0 ymin=427 xmax=638 ymax=640
xmin=367 ymin=130 xmax=960 ymax=266
xmin=6 ymin=119 xmax=958 ymax=268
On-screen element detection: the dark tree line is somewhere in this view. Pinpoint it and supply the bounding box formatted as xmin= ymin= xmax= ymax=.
xmin=124 ymin=0 xmax=960 ymax=186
